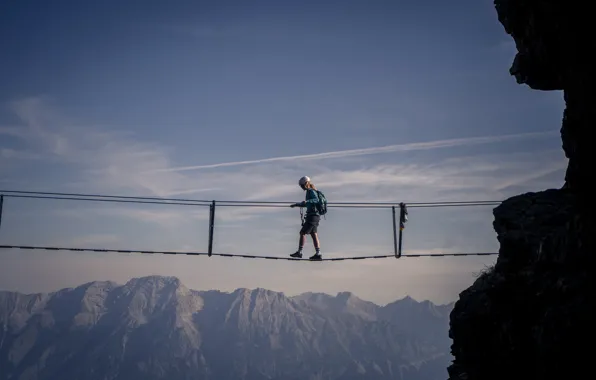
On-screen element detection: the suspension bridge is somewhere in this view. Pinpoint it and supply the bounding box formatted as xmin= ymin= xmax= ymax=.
xmin=0 ymin=190 xmax=502 ymax=262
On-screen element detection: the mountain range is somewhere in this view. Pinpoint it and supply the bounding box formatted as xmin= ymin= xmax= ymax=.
xmin=0 ymin=275 xmax=454 ymax=380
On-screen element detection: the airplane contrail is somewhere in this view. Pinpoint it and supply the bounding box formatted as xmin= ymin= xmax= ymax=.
xmin=152 ymin=130 xmax=558 ymax=173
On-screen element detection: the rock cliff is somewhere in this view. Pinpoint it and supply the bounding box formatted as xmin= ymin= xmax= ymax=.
xmin=447 ymin=2 xmax=595 ymax=379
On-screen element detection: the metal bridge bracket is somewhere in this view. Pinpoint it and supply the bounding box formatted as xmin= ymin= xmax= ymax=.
xmin=397 ymin=202 xmax=407 ymax=258
xmin=0 ymin=195 xmax=3 ymax=231
xmin=208 ymin=200 xmax=216 ymax=256
xmin=392 ymin=205 xmax=398 ymax=258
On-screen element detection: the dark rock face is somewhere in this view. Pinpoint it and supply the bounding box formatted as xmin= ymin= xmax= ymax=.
xmin=448 ymin=190 xmax=593 ymax=379
xmin=447 ymin=2 xmax=595 ymax=379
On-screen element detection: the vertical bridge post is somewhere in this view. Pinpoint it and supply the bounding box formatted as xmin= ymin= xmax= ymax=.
xmin=398 ymin=202 xmax=407 ymax=258
xmin=392 ymin=205 xmax=398 ymax=257
xmin=208 ymin=200 xmax=216 ymax=256
xmin=0 ymin=195 xmax=3 ymax=231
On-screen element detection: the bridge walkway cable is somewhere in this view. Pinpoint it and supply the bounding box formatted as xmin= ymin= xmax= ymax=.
xmin=0 ymin=245 xmax=499 ymax=261
xmin=0 ymin=190 xmax=502 ymax=261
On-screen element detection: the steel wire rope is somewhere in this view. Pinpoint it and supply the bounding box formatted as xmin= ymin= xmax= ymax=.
xmin=0 ymin=245 xmax=499 ymax=260
xmin=0 ymin=194 xmax=211 ymax=207
xmin=0 ymin=190 xmax=503 ymax=208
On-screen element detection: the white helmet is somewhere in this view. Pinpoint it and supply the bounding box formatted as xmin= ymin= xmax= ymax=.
xmin=298 ymin=176 xmax=310 ymax=187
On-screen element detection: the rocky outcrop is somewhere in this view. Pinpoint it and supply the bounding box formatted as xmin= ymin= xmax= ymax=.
xmin=448 ymin=190 xmax=593 ymax=379
xmin=447 ymin=2 xmax=595 ymax=380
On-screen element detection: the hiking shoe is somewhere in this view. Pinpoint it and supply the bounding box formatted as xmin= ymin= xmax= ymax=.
xmin=309 ymin=253 xmax=322 ymax=261
xmin=290 ymin=251 xmax=303 ymax=259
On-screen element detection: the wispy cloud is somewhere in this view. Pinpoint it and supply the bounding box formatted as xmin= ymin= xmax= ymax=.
xmin=55 ymin=206 xmax=208 ymax=225
xmin=493 ymin=164 xmax=566 ymax=192
xmin=0 ymin=126 xmax=31 ymax=139
xmin=152 ymin=130 xmax=558 ymax=173
xmin=3 ymin=97 xmax=221 ymax=198
xmin=59 ymin=234 xmax=122 ymax=247
xmin=50 ymin=201 xmax=289 ymax=229
xmin=0 ymin=148 xmax=42 ymax=160
xmin=3 ymin=97 xmax=563 ymax=204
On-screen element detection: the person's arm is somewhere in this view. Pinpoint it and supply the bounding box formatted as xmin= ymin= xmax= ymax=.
xmin=290 ymin=189 xmax=318 ymax=207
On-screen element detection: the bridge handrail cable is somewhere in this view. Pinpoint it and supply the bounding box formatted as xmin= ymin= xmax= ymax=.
xmin=0 ymin=189 xmax=502 ymax=261
xmin=0 ymin=189 xmax=502 ymax=208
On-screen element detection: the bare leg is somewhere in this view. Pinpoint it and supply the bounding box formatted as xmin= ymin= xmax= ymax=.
xmin=310 ymin=232 xmax=320 ymax=249
xmin=290 ymin=233 xmax=307 ymax=258
xmin=308 ymin=232 xmax=322 ymax=260
xmin=299 ymin=233 xmax=306 ymax=249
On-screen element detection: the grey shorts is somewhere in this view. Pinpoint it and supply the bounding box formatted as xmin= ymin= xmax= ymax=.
xmin=300 ymin=214 xmax=320 ymax=235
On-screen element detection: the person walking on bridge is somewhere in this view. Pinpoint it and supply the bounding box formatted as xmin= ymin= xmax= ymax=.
xmin=290 ymin=176 xmax=322 ymax=261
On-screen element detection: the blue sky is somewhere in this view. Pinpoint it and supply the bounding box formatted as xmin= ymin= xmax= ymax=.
xmin=0 ymin=0 xmax=566 ymax=304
